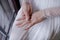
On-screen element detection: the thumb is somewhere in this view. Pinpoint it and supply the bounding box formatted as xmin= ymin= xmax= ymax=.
xmin=25 ymin=13 xmax=30 ymax=21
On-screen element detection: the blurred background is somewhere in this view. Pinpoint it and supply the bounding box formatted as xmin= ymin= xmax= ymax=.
xmin=0 ymin=0 xmax=21 ymax=40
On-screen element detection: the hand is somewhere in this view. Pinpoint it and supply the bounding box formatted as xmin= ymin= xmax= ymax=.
xmin=16 ymin=2 xmax=32 ymax=27
xmin=16 ymin=10 xmax=46 ymax=30
xmin=25 ymin=11 xmax=46 ymax=30
xmin=20 ymin=2 xmax=32 ymax=21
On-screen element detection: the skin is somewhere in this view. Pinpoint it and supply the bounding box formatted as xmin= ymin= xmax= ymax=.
xmin=25 ymin=7 xmax=60 ymax=30
xmin=24 ymin=11 xmax=46 ymax=30
xmin=16 ymin=10 xmax=46 ymax=30
xmin=16 ymin=0 xmax=60 ymax=30
xmin=16 ymin=1 xmax=32 ymax=27
xmin=20 ymin=0 xmax=32 ymax=21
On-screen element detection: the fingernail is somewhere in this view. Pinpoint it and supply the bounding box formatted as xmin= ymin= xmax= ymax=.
xmin=25 ymin=29 xmax=28 ymax=30
xmin=25 ymin=28 xmax=29 ymax=30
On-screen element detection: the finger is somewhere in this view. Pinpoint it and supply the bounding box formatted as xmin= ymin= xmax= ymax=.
xmin=24 ymin=13 xmax=30 ymax=21
xmin=16 ymin=16 xmax=25 ymax=21
xmin=24 ymin=10 xmax=30 ymax=21
xmin=16 ymin=20 xmax=26 ymax=26
xmin=17 ymin=21 xmax=29 ymax=27
xmin=25 ymin=22 xmax=34 ymax=30
xmin=16 ymin=12 xmax=25 ymax=21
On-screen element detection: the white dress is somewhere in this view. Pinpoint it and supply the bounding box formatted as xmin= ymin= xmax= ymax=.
xmin=9 ymin=0 xmax=60 ymax=40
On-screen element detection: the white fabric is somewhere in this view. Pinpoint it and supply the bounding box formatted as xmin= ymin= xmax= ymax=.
xmin=9 ymin=0 xmax=60 ymax=40
xmin=20 ymin=0 xmax=60 ymax=11
xmin=9 ymin=7 xmax=60 ymax=40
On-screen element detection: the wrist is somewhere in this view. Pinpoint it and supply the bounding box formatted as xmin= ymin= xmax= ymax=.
xmin=40 ymin=10 xmax=47 ymax=19
xmin=43 ymin=9 xmax=51 ymax=18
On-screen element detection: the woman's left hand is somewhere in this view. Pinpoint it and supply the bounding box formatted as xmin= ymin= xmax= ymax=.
xmin=25 ymin=11 xmax=46 ymax=30
xmin=16 ymin=11 xmax=46 ymax=30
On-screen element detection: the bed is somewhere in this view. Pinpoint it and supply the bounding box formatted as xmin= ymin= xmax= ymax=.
xmin=9 ymin=0 xmax=60 ymax=40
